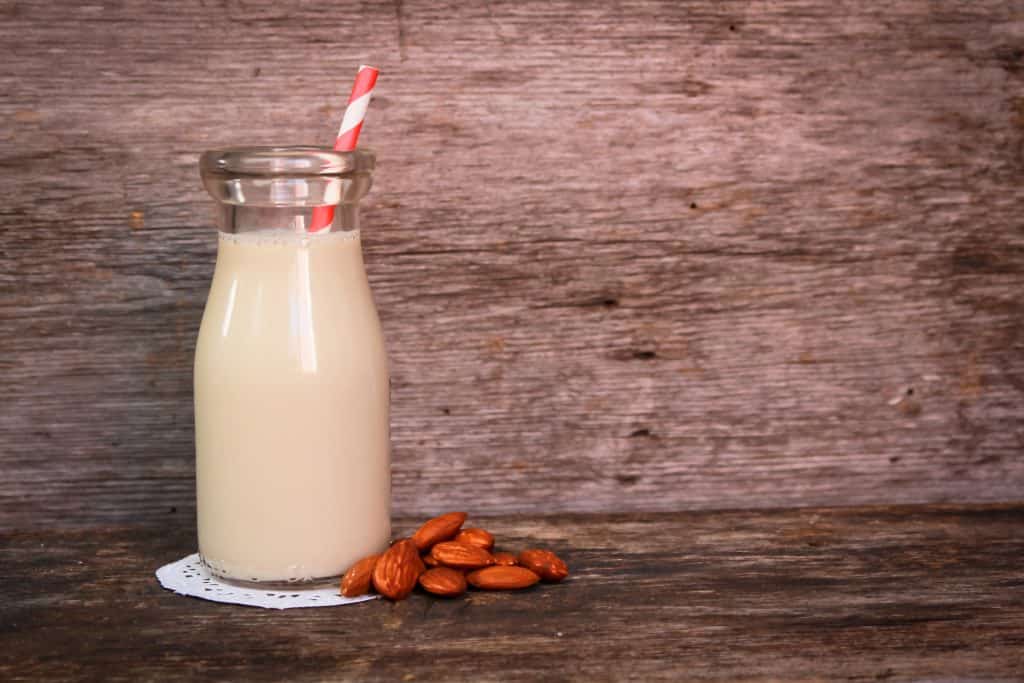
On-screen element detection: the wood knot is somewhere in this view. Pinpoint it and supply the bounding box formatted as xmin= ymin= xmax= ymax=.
xmin=129 ymin=210 xmax=145 ymax=230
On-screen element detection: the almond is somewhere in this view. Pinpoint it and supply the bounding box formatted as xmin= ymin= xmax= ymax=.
xmin=372 ymin=539 xmax=423 ymax=600
xmin=430 ymin=541 xmax=495 ymax=569
xmin=454 ymin=527 xmax=495 ymax=551
xmin=412 ymin=551 xmax=427 ymax=575
xmin=418 ymin=567 xmax=467 ymax=597
xmin=518 ymin=549 xmax=569 ymax=583
xmin=340 ymin=553 xmax=381 ymax=597
xmin=492 ymin=551 xmax=518 ymax=566
xmin=467 ymin=565 xmax=540 ymax=590
xmin=412 ymin=511 xmax=468 ymax=551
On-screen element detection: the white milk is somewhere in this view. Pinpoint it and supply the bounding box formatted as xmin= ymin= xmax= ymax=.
xmin=194 ymin=229 xmax=390 ymax=583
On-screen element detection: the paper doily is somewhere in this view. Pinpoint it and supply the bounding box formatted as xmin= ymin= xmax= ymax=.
xmin=156 ymin=553 xmax=378 ymax=609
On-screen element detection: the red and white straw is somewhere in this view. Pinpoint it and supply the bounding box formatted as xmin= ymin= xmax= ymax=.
xmin=333 ymin=64 xmax=378 ymax=151
xmin=309 ymin=64 xmax=379 ymax=233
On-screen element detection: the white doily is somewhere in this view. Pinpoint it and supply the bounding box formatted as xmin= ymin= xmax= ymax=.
xmin=156 ymin=553 xmax=378 ymax=609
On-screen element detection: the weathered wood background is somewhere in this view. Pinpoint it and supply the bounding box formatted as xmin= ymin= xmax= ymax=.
xmin=2 ymin=1 xmax=1023 ymax=529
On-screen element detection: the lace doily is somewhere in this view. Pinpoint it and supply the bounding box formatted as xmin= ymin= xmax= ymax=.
xmin=156 ymin=553 xmax=377 ymax=609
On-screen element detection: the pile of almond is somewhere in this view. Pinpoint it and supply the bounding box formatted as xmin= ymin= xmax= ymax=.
xmin=341 ymin=512 xmax=569 ymax=600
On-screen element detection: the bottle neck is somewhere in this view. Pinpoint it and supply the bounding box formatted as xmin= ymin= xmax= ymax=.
xmin=200 ymin=146 xmax=375 ymax=235
xmin=215 ymin=204 xmax=361 ymax=234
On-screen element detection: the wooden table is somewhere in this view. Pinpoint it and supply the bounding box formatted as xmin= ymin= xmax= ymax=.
xmin=2 ymin=505 xmax=1021 ymax=681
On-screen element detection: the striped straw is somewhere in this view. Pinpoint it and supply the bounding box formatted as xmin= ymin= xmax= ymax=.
xmin=309 ymin=64 xmax=379 ymax=233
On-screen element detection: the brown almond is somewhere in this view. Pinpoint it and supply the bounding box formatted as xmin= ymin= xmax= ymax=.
xmin=430 ymin=541 xmax=495 ymax=569
xmin=518 ymin=549 xmax=569 ymax=583
xmin=418 ymin=567 xmax=467 ymax=597
xmin=412 ymin=551 xmax=426 ymax=575
xmin=412 ymin=512 xmax=468 ymax=551
xmin=372 ymin=539 xmax=423 ymax=600
xmin=492 ymin=551 xmax=518 ymax=566
xmin=454 ymin=527 xmax=495 ymax=551
xmin=340 ymin=553 xmax=381 ymax=597
xmin=467 ymin=565 xmax=540 ymax=590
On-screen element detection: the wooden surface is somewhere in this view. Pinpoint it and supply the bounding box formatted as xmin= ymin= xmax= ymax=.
xmin=2 ymin=1 xmax=1024 ymax=529
xmin=1 ymin=505 xmax=1022 ymax=681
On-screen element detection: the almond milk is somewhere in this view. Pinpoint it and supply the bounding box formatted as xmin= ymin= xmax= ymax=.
xmin=194 ymin=229 xmax=390 ymax=583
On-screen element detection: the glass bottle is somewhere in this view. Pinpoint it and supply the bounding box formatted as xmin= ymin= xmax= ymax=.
xmin=195 ymin=147 xmax=389 ymax=585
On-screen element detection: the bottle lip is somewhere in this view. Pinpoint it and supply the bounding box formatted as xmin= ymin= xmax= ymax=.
xmin=200 ymin=146 xmax=376 ymax=178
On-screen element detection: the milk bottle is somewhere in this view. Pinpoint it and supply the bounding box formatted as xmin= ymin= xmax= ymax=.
xmin=195 ymin=147 xmax=388 ymax=584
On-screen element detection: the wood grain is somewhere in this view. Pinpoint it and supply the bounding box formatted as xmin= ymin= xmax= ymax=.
xmin=1 ymin=506 xmax=1023 ymax=681
xmin=2 ymin=1 xmax=1024 ymax=528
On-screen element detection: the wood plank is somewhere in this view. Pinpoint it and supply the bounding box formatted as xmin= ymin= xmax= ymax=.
xmin=2 ymin=1 xmax=1024 ymax=528
xmin=1 ymin=506 xmax=1022 ymax=681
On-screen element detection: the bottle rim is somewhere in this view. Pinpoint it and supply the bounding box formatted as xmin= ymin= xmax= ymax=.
xmin=200 ymin=146 xmax=375 ymax=179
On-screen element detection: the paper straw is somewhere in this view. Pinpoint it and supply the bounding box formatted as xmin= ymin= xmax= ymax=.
xmin=309 ymin=65 xmax=379 ymax=233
